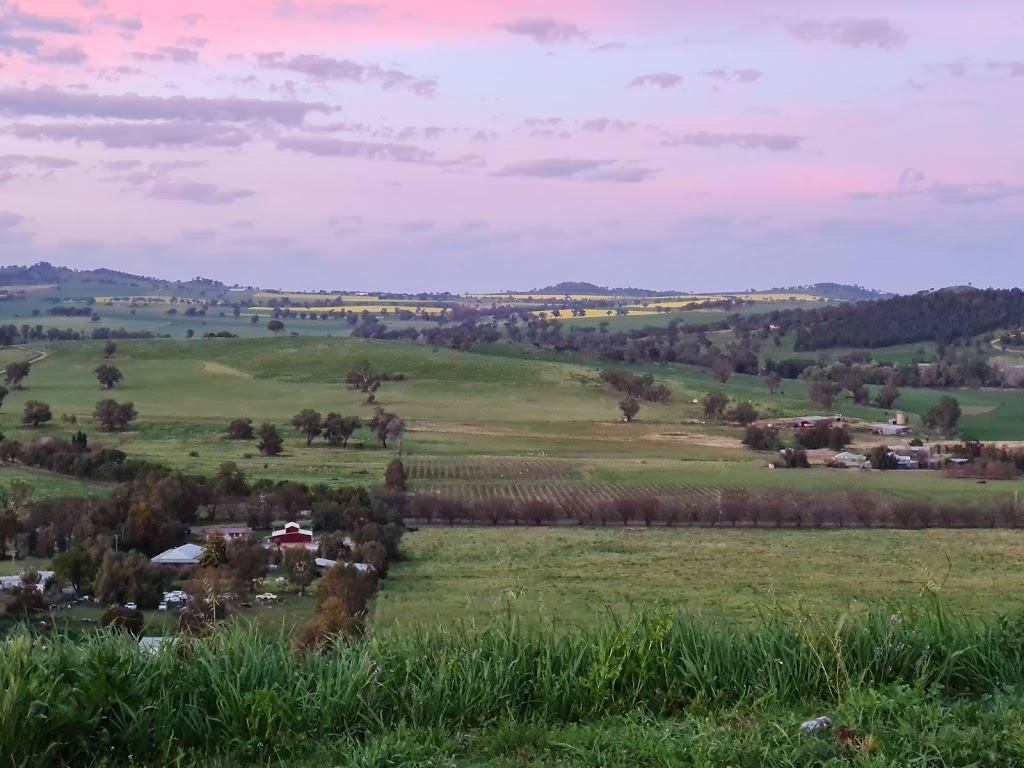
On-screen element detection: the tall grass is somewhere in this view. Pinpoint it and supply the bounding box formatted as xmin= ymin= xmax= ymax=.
xmin=5 ymin=602 xmax=1024 ymax=765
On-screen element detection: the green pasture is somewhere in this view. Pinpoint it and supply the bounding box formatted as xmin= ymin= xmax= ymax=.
xmin=0 ymin=336 xmax=1021 ymax=493
xmin=375 ymin=527 xmax=1024 ymax=630
xmin=0 ymin=467 xmax=110 ymax=500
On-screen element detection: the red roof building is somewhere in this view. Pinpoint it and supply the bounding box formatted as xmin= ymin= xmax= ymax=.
xmin=268 ymin=522 xmax=318 ymax=550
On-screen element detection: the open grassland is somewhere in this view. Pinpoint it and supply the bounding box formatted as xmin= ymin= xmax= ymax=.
xmin=9 ymin=605 xmax=1024 ymax=766
xmin=376 ymin=527 xmax=1024 ymax=629
xmin=0 ymin=337 xmax=1022 ymax=493
xmin=0 ymin=466 xmax=110 ymax=500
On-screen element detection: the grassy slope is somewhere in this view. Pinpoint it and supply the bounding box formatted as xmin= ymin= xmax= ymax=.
xmin=0 ymin=337 xmax=1022 ymax=495
xmin=376 ymin=527 xmax=1024 ymax=629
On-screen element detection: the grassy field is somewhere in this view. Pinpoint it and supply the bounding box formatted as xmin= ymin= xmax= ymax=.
xmin=10 ymin=602 xmax=1024 ymax=767
xmin=375 ymin=527 xmax=1024 ymax=629
xmin=0 ymin=466 xmax=110 ymax=500
xmin=0 ymin=336 xmax=1022 ymax=497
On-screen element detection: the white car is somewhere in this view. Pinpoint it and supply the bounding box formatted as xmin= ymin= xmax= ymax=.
xmin=157 ymin=602 xmax=168 ymax=611
xmin=125 ymin=602 xmax=138 ymax=610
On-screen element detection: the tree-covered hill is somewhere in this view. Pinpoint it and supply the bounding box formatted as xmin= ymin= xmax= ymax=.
xmin=760 ymin=288 xmax=1024 ymax=350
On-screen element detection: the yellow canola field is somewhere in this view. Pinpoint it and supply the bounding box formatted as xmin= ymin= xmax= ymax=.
xmin=464 ymin=293 xmax=629 ymax=301
xmin=741 ymin=293 xmax=822 ymax=302
xmin=554 ymin=309 xmax=660 ymax=317
xmin=97 ymin=295 xmax=177 ymax=303
xmin=465 ymin=292 xmax=824 ymax=303
xmin=249 ymin=305 xmax=446 ymax=315
xmin=252 ymin=291 xmax=383 ymax=303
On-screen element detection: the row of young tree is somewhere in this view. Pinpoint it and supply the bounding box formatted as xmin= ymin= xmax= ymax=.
xmin=407 ymin=491 xmax=1024 ymax=529
xmin=0 ymin=325 xmax=159 ymax=347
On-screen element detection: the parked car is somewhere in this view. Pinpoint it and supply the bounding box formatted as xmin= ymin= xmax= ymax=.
xmin=125 ymin=602 xmax=138 ymax=610
xmin=158 ymin=602 xmax=168 ymax=611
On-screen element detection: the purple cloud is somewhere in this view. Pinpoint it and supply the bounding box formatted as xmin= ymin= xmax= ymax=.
xmin=36 ymin=45 xmax=88 ymax=65
xmin=148 ymin=181 xmax=254 ymax=205
xmin=276 ymin=136 xmax=484 ymax=168
xmin=272 ymin=1 xmax=382 ymax=22
xmin=581 ymin=118 xmax=636 ymax=132
xmin=91 ymin=13 xmax=143 ymax=38
xmin=0 ymin=2 xmax=81 ymax=36
xmin=180 ymin=13 xmax=203 ymax=27
xmin=704 ymin=68 xmax=762 ymax=83
xmin=498 ymin=17 xmax=588 ymax=44
xmin=10 ymin=122 xmax=254 ymax=149
xmin=1 ymin=0 xmax=81 ymax=56
xmin=988 ymin=61 xmax=1024 ymax=77
xmin=592 ymin=42 xmax=625 ymax=52
xmin=629 ymin=73 xmax=682 ymax=89
xmin=494 ymin=158 xmax=656 ymax=183
xmin=927 ymin=182 xmax=1024 ymax=206
xmin=0 ymin=210 xmax=25 ymax=228
xmin=663 ymin=132 xmax=805 ymax=151
xmin=524 ymin=117 xmax=562 ymax=128
xmin=255 ymin=53 xmax=437 ymax=97
xmin=0 ymin=86 xmax=328 ymax=125
xmin=131 ymin=46 xmax=199 ymax=64
xmin=787 ymin=18 xmax=908 ymax=50
xmin=0 ymin=153 xmax=76 ymax=184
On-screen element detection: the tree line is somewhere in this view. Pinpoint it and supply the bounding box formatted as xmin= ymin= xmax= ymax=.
xmin=407 ymin=490 xmax=1024 ymax=530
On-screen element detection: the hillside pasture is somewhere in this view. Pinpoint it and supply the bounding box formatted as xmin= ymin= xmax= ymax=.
xmin=375 ymin=527 xmax=1024 ymax=629
xmin=0 ymin=336 xmax=1022 ymax=492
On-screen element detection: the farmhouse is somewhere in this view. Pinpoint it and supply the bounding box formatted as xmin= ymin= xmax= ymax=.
xmin=268 ymin=522 xmax=318 ymax=551
xmin=198 ymin=526 xmax=253 ymax=540
xmin=831 ymin=451 xmax=869 ymax=468
xmin=871 ymin=423 xmax=910 ymax=437
xmin=151 ymin=543 xmax=204 ymax=566
xmin=0 ymin=571 xmax=55 ymax=591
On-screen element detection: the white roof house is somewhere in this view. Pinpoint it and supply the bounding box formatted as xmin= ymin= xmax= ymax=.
xmin=833 ymin=451 xmax=869 ymax=467
xmin=152 ymin=543 xmax=204 ymax=566
xmin=314 ymin=558 xmax=375 ymax=574
xmin=0 ymin=571 xmax=55 ymax=591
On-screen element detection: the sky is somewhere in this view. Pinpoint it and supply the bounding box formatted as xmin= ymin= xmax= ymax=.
xmin=0 ymin=0 xmax=1022 ymax=292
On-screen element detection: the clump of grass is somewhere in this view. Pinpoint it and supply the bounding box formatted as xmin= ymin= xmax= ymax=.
xmin=4 ymin=603 xmax=1024 ymax=766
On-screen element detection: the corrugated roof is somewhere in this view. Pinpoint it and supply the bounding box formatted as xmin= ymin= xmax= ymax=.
xmin=152 ymin=543 xmax=204 ymax=565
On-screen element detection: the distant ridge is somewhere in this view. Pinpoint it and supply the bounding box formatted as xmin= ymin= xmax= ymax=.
xmin=525 ymin=281 xmax=890 ymax=301
xmin=0 ymin=262 xmax=225 ymax=290
xmin=527 ymin=282 xmax=671 ymax=297
xmin=766 ymin=282 xmax=892 ymax=301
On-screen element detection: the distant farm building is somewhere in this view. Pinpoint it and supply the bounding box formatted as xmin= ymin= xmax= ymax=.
xmin=268 ymin=522 xmax=318 ymax=551
xmin=0 ymin=571 xmax=54 ymax=592
xmin=794 ymin=415 xmax=844 ymax=429
xmin=151 ymin=543 xmax=204 ymax=566
xmin=871 ymin=423 xmax=910 ymax=437
xmin=195 ymin=528 xmax=253 ymax=540
xmin=831 ymin=451 xmax=869 ymax=468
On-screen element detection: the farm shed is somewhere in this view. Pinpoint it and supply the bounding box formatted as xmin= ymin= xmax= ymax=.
xmin=832 ymin=452 xmax=869 ymax=468
xmin=871 ymin=423 xmax=910 ymax=437
xmin=151 ymin=543 xmax=204 ymax=566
